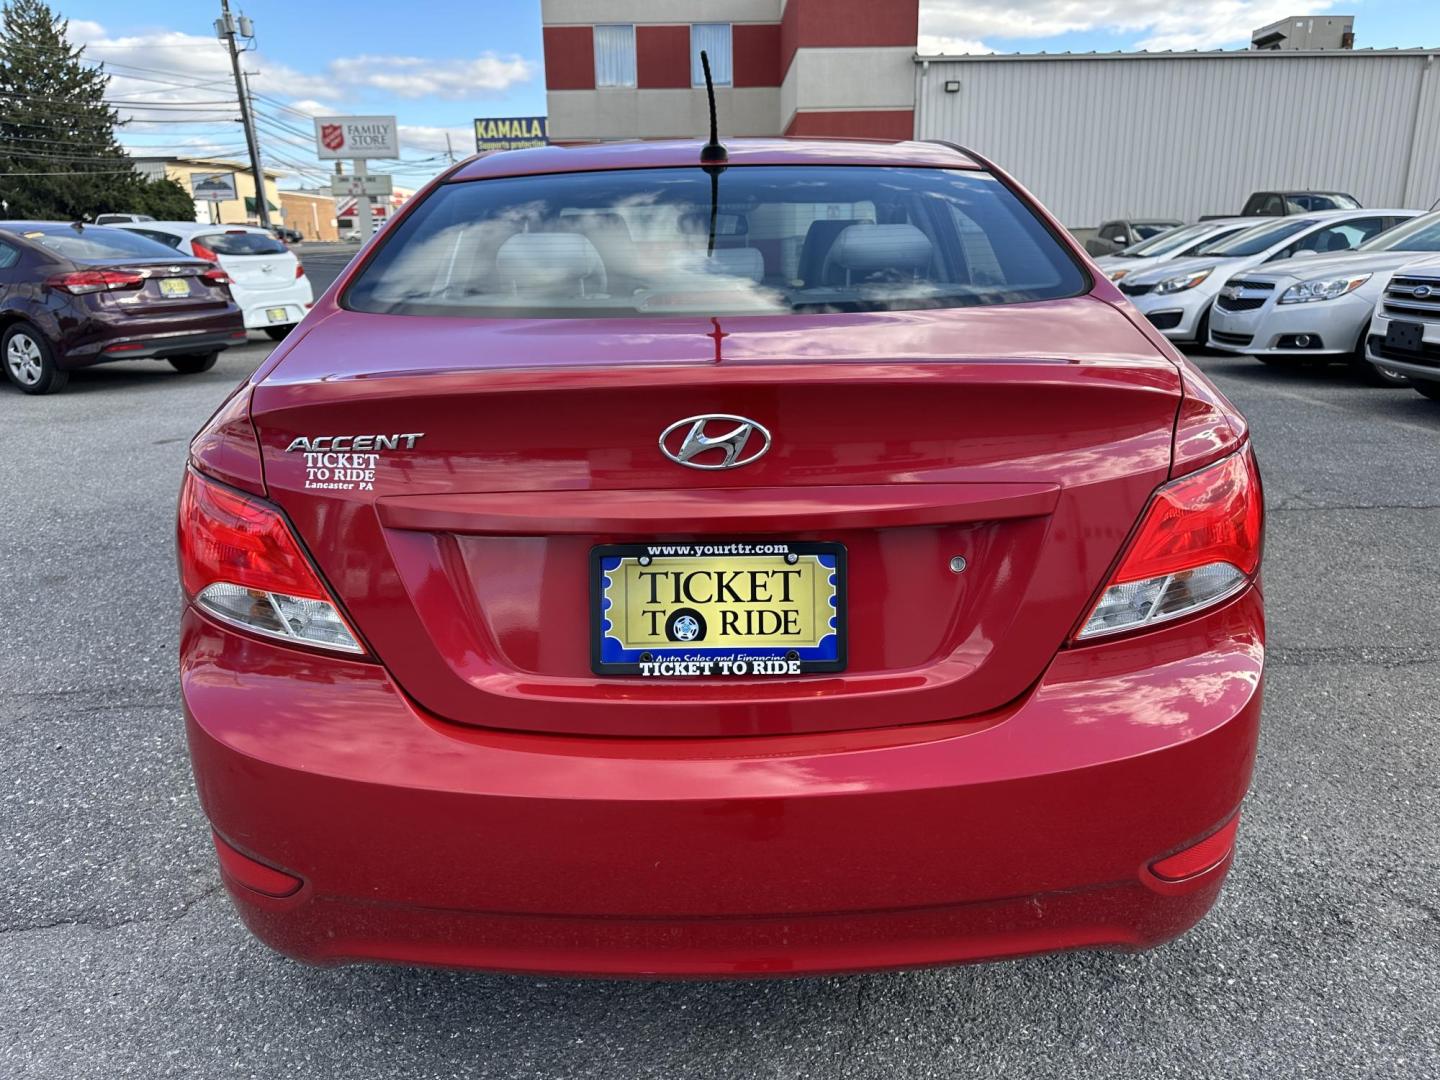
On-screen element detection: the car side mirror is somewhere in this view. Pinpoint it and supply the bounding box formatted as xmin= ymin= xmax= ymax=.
xmin=1110 ymin=234 xmax=1128 ymax=244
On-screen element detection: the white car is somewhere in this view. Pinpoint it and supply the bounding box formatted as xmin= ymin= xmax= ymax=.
xmin=114 ymin=222 xmax=313 ymax=340
xmin=1117 ymin=209 xmax=1421 ymax=346
xmin=1093 ymin=219 xmax=1253 ymax=282
xmin=1207 ymin=211 xmax=1440 ymax=385
xmin=1364 ymin=253 xmax=1440 ymax=402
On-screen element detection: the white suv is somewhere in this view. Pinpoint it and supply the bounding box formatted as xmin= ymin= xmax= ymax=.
xmin=116 ymin=222 xmax=314 ymax=340
xmin=1365 ymin=255 xmax=1440 ymax=403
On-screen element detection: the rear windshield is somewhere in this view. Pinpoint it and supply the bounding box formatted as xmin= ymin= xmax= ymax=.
xmin=1360 ymin=211 xmax=1440 ymax=252
xmin=197 ymin=231 xmax=289 ymax=256
xmin=1198 ymin=219 xmax=1313 ymax=257
xmin=1287 ymin=193 xmax=1359 ymax=212
xmin=343 ymin=165 xmax=1089 ymax=318
xmin=24 ymin=226 xmax=184 ymax=261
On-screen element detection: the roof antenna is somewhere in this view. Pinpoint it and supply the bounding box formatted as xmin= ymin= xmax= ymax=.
xmin=698 ymin=50 xmax=727 ymax=257
xmin=699 ymin=50 xmax=727 ymax=166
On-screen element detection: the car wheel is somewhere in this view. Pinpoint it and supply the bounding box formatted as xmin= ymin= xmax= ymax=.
xmin=263 ymin=325 xmax=293 ymax=341
xmin=3 ymin=322 xmax=68 ymax=394
xmin=1412 ymin=380 xmax=1440 ymax=401
xmin=168 ymin=352 xmax=219 ymax=374
xmin=1193 ymin=306 xmax=1212 ymax=350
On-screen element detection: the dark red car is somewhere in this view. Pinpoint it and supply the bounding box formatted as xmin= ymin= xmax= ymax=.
xmin=179 ymin=139 xmax=1265 ymax=977
xmin=0 ymin=222 xmax=246 ymax=394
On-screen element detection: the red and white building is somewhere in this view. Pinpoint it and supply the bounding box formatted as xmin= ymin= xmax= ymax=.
xmin=541 ymin=0 xmax=919 ymax=142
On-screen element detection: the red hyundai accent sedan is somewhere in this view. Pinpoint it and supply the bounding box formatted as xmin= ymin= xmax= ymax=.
xmin=178 ymin=139 xmax=1264 ymax=977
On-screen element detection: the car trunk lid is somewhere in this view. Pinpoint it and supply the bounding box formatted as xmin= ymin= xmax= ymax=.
xmin=251 ymin=297 xmax=1181 ymax=737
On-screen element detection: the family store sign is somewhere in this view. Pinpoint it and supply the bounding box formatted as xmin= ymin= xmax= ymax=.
xmin=313 ymin=115 xmax=399 ymax=160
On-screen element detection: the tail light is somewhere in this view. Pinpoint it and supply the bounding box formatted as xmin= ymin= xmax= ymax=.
xmin=178 ymin=469 xmax=362 ymax=654
xmin=46 ymin=269 xmax=145 ymax=294
xmin=1076 ymin=447 xmax=1262 ymax=640
xmin=201 ymin=265 xmax=231 ymax=286
xmin=295 ymin=261 xmax=306 ymax=279
xmin=191 ymin=239 xmax=219 ymax=261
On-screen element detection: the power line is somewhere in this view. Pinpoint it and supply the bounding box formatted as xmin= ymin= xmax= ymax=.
xmin=0 ymin=168 xmax=142 ymax=176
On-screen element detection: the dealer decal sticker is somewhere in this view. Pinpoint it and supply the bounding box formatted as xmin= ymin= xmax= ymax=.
xmin=283 ymin=433 xmax=424 ymax=492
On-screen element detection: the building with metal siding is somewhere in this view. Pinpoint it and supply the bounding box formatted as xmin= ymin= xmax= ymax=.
xmin=914 ymin=49 xmax=1440 ymax=228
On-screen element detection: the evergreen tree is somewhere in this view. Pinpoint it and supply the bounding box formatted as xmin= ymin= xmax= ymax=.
xmin=0 ymin=0 xmax=192 ymax=221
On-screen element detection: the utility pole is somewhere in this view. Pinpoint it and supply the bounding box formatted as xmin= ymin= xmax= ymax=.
xmin=216 ymin=1 xmax=270 ymax=228
xmin=445 ymin=132 xmax=456 ymax=164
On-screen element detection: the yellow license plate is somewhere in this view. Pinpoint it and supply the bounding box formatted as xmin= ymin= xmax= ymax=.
xmin=266 ymin=307 xmax=289 ymax=323
xmin=158 ymin=278 xmax=190 ymax=297
xmin=591 ymin=542 xmax=846 ymax=677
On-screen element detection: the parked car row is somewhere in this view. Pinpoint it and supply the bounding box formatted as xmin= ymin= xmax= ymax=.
xmin=1 ymin=220 xmax=313 ymax=395
xmin=1098 ymin=206 xmax=1440 ymax=399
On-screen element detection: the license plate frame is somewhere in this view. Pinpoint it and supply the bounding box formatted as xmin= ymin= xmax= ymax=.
xmin=1385 ymin=319 xmax=1425 ymax=354
xmin=158 ymin=277 xmax=191 ymax=298
xmin=265 ymin=306 xmax=289 ymax=323
xmin=590 ymin=541 xmax=847 ymax=677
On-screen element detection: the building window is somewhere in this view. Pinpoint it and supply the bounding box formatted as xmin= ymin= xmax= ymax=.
xmin=594 ymin=24 xmax=637 ymax=88
xmin=691 ymin=24 xmax=732 ymax=86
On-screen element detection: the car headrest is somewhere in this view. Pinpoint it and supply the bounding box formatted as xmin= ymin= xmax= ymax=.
xmin=495 ymin=232 xmax=606 ymax=296
xmin=558 ymin=211 xmax=632 ymax=240
xmin=677 ymin=210 xmax=749 ymax=237
xmin=698 ymin=247 xmax=764 ymax=282
xmin=826 ymin=223 xmax=933 ymax=274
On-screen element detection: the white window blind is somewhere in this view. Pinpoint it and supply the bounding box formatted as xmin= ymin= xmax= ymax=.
xmin=594 ymin=24 xmax=637 ymax=88
xmin=691 ymin=24 xmax=733 ymax=86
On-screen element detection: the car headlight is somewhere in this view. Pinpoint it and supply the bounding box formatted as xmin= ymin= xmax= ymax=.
xmin=1278 ymin=274 xmax=1372 ymax=304
xmin=1153 ymin=269 xmax=1212 ymax=294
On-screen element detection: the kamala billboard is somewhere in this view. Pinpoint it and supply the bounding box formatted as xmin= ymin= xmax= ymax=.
xmin=474 ymin=116 xmax=548 ymax=152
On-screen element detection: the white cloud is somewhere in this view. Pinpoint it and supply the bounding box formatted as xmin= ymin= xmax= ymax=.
xmin=917 ymin=34 xmax=995 ymax=55
xmin=919 ymin=0 xmax=1338 ymax=52
xmin=399 ymin=124 xmax=478 ymax=154
xmin=70 ymin=22 xmax=534 ymax=115
xmin=329 ymin=54 xmax=536 ymax=100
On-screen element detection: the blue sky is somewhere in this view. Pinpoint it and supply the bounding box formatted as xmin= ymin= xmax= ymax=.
xmin=43 ymin=0 xmax=1440 ymax=189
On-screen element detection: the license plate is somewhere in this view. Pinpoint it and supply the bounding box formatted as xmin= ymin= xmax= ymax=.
xmin=591 ymin=542 xmax=846 ymax=677
xmin=158 ymin=277 xmax=190 ymax=298
xmin=266 ymin=307 xmax=289 ymax=323
xmin=1385 ymin=319 xmax=1425 ymax=354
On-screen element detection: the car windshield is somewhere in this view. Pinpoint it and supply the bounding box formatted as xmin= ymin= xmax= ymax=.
xmin=1117 ymin=223 xmax=1211 ymax=258
xmin=21 ymin=225 xmax=187 ymax=260
xmin=1198 ymin=218 xmax=1314 ymax=257
xmin=1359 ymin=212 xmax=1440 ymax=252
xmin=1130 ymin=223 xmax=1177 ymax=241
xmin=197 ymin=231 xmax=289 ymax=256
xmin=343 ymin=165 xmax=1089 ymax=318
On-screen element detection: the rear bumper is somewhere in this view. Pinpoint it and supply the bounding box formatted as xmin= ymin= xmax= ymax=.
xmin=182 ymin=588 xmax=1264 ymax=977
xmin=63 ymin=328 xmax=247 ymax=368
xmin=233 ymin=279 xmax=314 ymax=329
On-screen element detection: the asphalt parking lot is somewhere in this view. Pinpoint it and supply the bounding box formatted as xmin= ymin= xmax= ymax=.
xmin=3 ymin=247 xmax=1438 ymax=1078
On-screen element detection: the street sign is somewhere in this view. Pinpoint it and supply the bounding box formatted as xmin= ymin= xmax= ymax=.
xmin=313 ymin=115 xmax=399 ymax=160
xmin=474 ymin=116 xmax=548 ymax=152
xmin=329 ymin=174 xmax=394 ymax=198
xmin=189 ymin=171 xmax=238 ymax=201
